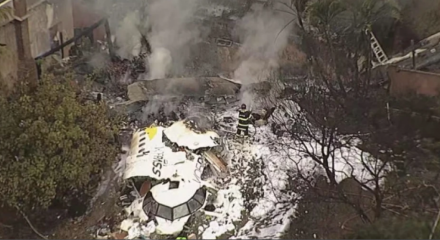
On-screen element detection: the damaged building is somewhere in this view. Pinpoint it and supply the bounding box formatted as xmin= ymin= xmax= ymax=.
xmin=377 ymin=32 xmax=440 ymax=96
xmin=0 ymin=0 xmax=74 ymax=85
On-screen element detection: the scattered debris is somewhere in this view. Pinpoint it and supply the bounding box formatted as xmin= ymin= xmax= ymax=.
xmin=96 ymin=224 xmax=111 ymax=239
xmin=251 ymin=107 xmax=276 ymax=127
xmin=202 ymin=151 xmax=228 ymax=176
xmin=216 ymin=38 xmax=233 ymax=47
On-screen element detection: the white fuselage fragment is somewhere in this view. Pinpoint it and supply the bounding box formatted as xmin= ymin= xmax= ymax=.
xmin=124 ymin=126 xmax=205 ymax=182
xmin=164 ymin=121 xmax=220 ymax=150
xmin=123 ymin=124 xmax=209 ymax=235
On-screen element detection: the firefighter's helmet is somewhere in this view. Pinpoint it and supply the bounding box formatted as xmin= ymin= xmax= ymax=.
xmin=241 ymin=104 xmax=246 ymax=110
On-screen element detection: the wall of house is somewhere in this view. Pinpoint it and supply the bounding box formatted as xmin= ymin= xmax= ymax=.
xmin=26 ymin=0 xmax=43 ymax=8
xmin=0 ymin=21 xmax=18 ymax=87
xmin=50 ymin=0 xmax=74 ymax=47
xmin=72 ymin=0 xmax=105 ymax=42
xmin=27 ymin=2 xmax=50 ymax=58
xmin=388 ymin=65 xmax=440 ymax=96
xmin=27 ymin=0 xmax=74 ymax=58
xmin=0 ymin=0 xmax=74 ymax=88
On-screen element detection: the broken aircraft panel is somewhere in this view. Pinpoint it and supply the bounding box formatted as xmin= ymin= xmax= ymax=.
xmin=123 ymin=120 xmax=227 ymax=236
xmin=124 ymin=125 xmax=204 ymax=182
xmin=202 ymin=150 xmax=228 ymax=176
xmin=164 ymin=120 xmax=220 ymax=150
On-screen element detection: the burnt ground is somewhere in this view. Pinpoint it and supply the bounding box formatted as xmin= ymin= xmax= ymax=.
xmin=281 ymin=176 xmax=375 ymax=239
xmin=0 ymin=168 xmax=121 ymax=239
xmin=52 ymin=169 xmax=122 ymax=239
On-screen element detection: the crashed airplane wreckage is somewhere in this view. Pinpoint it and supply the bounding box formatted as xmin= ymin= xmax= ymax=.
xmin=122 ymin=118 xmax=228 ymax=236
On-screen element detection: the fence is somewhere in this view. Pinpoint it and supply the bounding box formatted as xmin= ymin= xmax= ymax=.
xmin=388 ymin=65 xmax=440 ymax=96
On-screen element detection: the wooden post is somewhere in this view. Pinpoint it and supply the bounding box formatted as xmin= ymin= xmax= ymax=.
xmin=13 ymin=0 xmax=31 ymax=61
xmin=59 ymin=32 xmax=64 ymax=58
xmin=386 ymin=102 xmax=391 ymax=122
xmin=411 ymin=39 xmax=416 ymax=69
xmin=12 ymin=0 xmax=38 ymax=82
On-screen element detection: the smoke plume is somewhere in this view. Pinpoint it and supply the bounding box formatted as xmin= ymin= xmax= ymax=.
xmin=145 ymin=0 xmax=203 ymax=79
xmin=109 ymin=0 xmax=203 ymax=79
xmin=114 ymin=11 xmax=143 ymax=59
xmin=233 ymin=3 xmax=293 ymax=85
xmin=232 ymin=2 xmax=293 ymax=106
xmin=147 ymin=48 xmax=172 ymax=80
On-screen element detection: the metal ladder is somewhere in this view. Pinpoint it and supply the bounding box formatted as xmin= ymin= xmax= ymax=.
xmin=366 ymin=28 xmax=388 ymax=65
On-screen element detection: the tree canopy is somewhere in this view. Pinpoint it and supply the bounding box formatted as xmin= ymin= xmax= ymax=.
xmin=0 ymin=74 xmax=122 ymax=212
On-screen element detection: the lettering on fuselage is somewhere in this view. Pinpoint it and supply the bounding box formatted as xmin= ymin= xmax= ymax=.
xmin=194 ymin=157 xmax=205 ymax=183
xmin=152 ymin=147 xmax=165 ymax=178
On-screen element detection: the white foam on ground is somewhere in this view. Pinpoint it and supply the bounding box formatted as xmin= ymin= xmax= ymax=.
xmin=199 ymin=108 xmax=390 ymax=239
xmin=202 ymin=185 xmax=244 ymax=239
xmin=115 ymin=105 xmax=390 ymax=239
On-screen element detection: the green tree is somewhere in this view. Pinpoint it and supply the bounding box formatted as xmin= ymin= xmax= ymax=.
xmin=297 ymin=0 xmax=401 ymax=98
xmin=306 ymin=0 xmax=346 ymax=33
xmin=306 ymin=0 xmax=400 ymax=40
xmin=0 ymin=74 xmax=123 ymax=213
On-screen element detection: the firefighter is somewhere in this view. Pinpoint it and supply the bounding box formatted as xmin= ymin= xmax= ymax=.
xmin=96 ymin=93 xmax=102 ymax=103
xmin=237 ymin=104 xmax=252 ymax=137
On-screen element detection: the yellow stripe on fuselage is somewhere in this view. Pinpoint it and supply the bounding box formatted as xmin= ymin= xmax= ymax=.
xmin=145 ymin=126 xmax=158 ymax=140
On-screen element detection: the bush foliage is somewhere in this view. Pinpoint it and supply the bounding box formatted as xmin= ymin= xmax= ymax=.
xmin=0 ymin=75 xmax=122 ymax=212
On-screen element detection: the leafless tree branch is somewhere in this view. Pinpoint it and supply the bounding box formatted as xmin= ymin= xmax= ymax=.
xmin=429 ymin=198 xmax=440 ymax=240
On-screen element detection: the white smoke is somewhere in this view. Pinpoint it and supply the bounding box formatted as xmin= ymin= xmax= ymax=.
xmin=148 ymin=48 xmax=172 ymax=80
xmin=232 ymin=2 xmax=294 ymax=106
xmin=140 ymin=95 xmax=181 ymax=122
xmin=233 ymin=3 xmax=293 ymax=85
xmin=114 ymin=11 xmax=143 ymax=59
xmin=145 ymin=0 xmax=202 ymax=79
xmin=110 ymin=0 xmax=203 ymax=79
